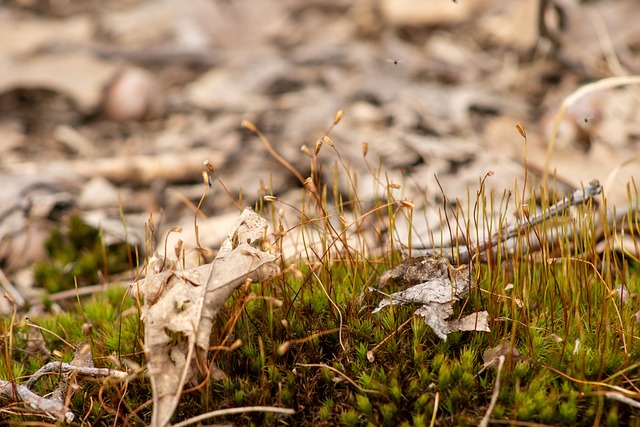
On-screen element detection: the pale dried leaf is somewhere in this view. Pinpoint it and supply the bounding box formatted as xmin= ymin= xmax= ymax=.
xmin=378 ymin=255 xmax=453 ymax=290
xmin=414 ymin=307 xmax=490 ymax=340
xmin=448 ymin=311 xmax=491 ymax=334
xmin=373 ymin=257 xmax=469 ymax=313
xmin=372 ymin=275 xmax=467 ymax=313
xmin=130 ymin=209 xmax=279 ymax=427
xmin=414 ymin=303 xmax=454 ymax=340
xmin=218 ymin=208 xmax=270 ymax=257
xmin=373 ymin=256 xmax=485 ymax=340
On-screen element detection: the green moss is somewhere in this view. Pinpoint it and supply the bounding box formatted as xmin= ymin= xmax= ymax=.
xmin=356 ymin=394 xmax=373 ymax=416
xmin=340 ymin=409 xmax=360 ymax=427
xmin=33 ymin=216 xmax=134 ymax=294
xmin=558 ymin=397 xmax=578 ymax=424
xmin=412 ymin=412 xmax=427 ymax=427
xmin=4 ymin=159 xmax=640 ymax=426
xmin=380 ymin=402 xmax=398 ymax=426
xmin=606 ymin=405 xmax=619 ymax=427
xmin=318 ymin=406 xmax=333 ymax=421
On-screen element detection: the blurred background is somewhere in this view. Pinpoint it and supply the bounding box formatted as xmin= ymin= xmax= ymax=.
xmin=0 ymin=0 xmax=639 ymax=311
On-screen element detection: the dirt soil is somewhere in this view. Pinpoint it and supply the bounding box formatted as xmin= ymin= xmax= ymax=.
xmin=0 ymin=0 xmax=639 ymax=309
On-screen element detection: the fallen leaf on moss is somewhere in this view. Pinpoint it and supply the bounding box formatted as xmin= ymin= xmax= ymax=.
xmin=481 ymin=339 xmax=524 ymax=372
xmin=130 ymin=208 xmax=279 ymax=427
xmin=373 ymin=256 xmax=489 ymax=340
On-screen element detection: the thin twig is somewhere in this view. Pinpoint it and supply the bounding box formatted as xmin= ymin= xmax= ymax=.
xmin=545 ymin=365 xmax=639 ymax=397
xmin=0 ymin=379 xmax=74 ymax=422
xmin=48 ymin=281 xmax=128 ymax=302
xmin=25 ymin=362 xmax=127 ymax=389
xmin=24 ymin=319 xmax=75 ymax=350
xmin=478 ymin=180 xmax=602 ymax=252
xmin=429 ymin=392 xmax=440 ymax=427
xmin=365 ymin=315 xmax=415 ymax=362
xmin=285 ymin=327 xmax=341 ymax=345
xmin=171 ymin=405 xmax=295 ymax=427
xmin=296 ymin=363 xmax=380 ymax=394
xmin=479 ymin=355 xmax=505 ymax=427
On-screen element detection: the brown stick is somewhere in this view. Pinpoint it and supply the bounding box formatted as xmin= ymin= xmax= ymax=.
xmin=409 ymin=180 xmax=602 ymax=264
xmin=3 ymin=149 xmax=225 ymax=185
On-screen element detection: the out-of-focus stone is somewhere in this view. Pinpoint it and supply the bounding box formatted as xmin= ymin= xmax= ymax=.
xmin=103 ymin=67 xmax=165 ymax=122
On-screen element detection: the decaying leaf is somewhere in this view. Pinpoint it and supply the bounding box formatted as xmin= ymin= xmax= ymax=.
xmin=373 ymin=255 xmax=489 ymax=340
xmin=481 ymin=339 xmax=524 ymax=372
xmin=378 ymin=255 xmax=453 ymax=290
xmin=51 ymin=341 xmax=94 ymax=404
xmin=415 ymin=306 xmax=490 ymax=340
xmin=130 ymin=208 xmax=279 ymax=427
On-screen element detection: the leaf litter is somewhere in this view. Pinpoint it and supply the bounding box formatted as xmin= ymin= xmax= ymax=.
xmin=372 ymin=255 xmax=489 ymax=340
xmin=129 ymin=208 xmax=280 ymax=427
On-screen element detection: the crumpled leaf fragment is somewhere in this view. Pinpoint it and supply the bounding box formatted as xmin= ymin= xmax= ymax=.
xmin=373 ymin=255 xmax=489 ymax=340
xmin=415 ymin=306 xmax=489 ymax=340
xmin=378 ymin=254 xmax=452 ymax=290
xmin=372 ymin=263 xmax=469 ymax=313
xmin=130 ymin=208 xmax=279 ymax=427
xmin=481 ymin=339 xmax=524 ymax=372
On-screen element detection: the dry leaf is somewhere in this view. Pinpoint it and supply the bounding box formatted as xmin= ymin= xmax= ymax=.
xmin=51 ymin=341 xmax=94 ymax=405
xmin=373 ymin=256 xmax=469 ymax=313
xmin=378 ymin=255 xmax=453 ymax=290
xmin=373 ymin=256 xmax=488 ymax=340
xmin=130 ymin=208 xmax=279 ymax=427
xmin=481 ymin=339 xmax=523 ymax=372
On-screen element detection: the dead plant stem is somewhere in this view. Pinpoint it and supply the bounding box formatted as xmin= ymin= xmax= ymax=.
xmin=172 ymin=406 xmax=295 ymax=427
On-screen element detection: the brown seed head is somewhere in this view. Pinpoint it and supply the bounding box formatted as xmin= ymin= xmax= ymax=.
xmin=333 ymin=109 xmax=343 ymax=125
